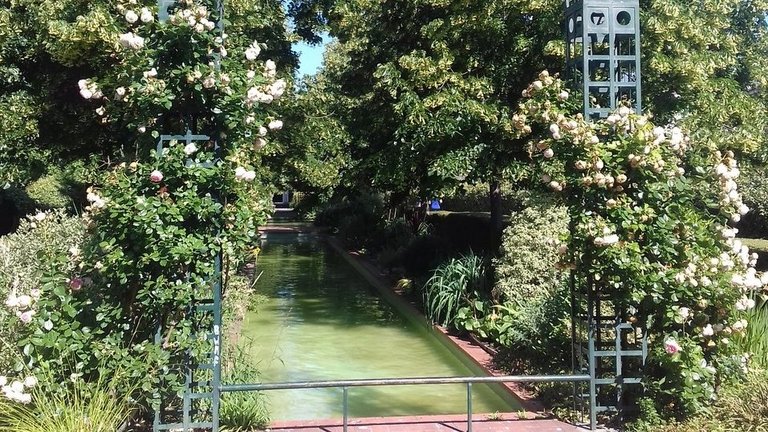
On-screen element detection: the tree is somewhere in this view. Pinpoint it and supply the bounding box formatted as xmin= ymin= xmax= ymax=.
xmin=290 ymin=0 xmax=768 ymax=241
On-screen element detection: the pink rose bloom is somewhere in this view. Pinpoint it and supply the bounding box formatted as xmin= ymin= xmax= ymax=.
xmin=664 ymin=339 xmax=681 ymax=355
xmin=149 ymin=170 xmax=163 ymax=183
xmin=69 ymin=278 xmax=83 ymax=292
xmin=19 ymin=310 xmax=35 ymax=324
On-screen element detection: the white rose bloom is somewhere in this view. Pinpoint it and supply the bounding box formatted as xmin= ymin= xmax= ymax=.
xmin=183 ymin=143 xmax=198 ymax=155
xmin=739 ymin=204 xmax=750 ymax=215
xmin=268 ymin=120 xmax=283 ymax=131
xmin=140 ymin=8 xmax=154 ymax=23
xmin=234 ymin=167 xmax=246 ymax=180
xmin=79 ymin=88 xmax=93 ymax=99
xmin=269 ymin=79 xmax=287 ymax=99
xmin=679 ymin=307 xmax=690 ymax=319
xmin=243 ymin=170 xmax=256 ymax=182
xmin=115 ymin=87 xmax=127 ymax=99
xmin=95 ymin=106 xmax=106 ymax=116
xmin=125 ymin=10 xmax=139 ymax=24
xmin=701 ymin=324 xmax=714 ymax=337
xmin=244 ymin=46 xmax=260 ymax=61
xmin=23 ymin=376 xmax=37 ymax=388
xmin=16 ymin=295 xmax=32 ymax=308
xmin=258 ymin=126 xmax=268 ymax=137
xmin=143 ymin=68 xmax=158 ymax=79
xmin=543 ymin=148 xmax=554 ymax=158
xmin=246 ymin=70 xmax=256 ymax=79
xmin=202 ymin=76 xmax=216 ymax=88
xmin=119 ymin=33 xmax=145 ymax=50
xmin=265 ymin=60 xmax=277 ymax=77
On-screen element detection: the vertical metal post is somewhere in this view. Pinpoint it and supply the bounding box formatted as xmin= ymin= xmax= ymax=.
xmin=588 ymin=325 xmax=597 ymax=431
xmin=211 ymin=254 xmax=223 ymax=432
xmin=466 ymin=382 xmax=473 ymax=432
xmin=342 ymin=386 xmax=349 ymax=432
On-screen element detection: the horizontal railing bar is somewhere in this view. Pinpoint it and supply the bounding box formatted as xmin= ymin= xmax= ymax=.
xmin=220 ymin=374 xmax=591 ymax=393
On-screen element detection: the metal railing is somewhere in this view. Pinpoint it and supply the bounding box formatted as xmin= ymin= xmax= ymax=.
xmin=221 ymin=374 xmax=592 ymax=432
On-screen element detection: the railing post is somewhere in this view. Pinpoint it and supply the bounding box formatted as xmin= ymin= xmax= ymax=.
xmin=466 ymin=382 xmax=473 ymax=432
xmin=343 ymin=386 xmax=349 ymax=432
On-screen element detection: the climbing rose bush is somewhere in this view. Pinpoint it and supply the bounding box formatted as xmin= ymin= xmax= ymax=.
xmin=0 ymin=0 xmax=282 ymax=408
xmin=513 ymin=71 xmax=767 ymax=416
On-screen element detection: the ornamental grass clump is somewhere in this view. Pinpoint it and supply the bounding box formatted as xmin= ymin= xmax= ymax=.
xmin=424 ymin=253 xmax=488 ymax=328
xmin=513 ymin=71 xmax=768 ymax=418
xmin=0 ymin=369 xmax=137 ymax=432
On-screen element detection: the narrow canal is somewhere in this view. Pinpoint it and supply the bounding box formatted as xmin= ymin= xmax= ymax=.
xmin=237 ymin=233 xmax=520 ymax=421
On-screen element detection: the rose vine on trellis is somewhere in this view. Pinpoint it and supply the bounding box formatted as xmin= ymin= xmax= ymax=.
xmin=1 ymin=0 xmax=284 ymax=407
xmin=514 ymin=71 xmax=767 ymax=414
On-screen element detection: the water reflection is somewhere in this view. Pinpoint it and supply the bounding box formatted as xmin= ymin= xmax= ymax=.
xmin=236 ymin=234 xmax=517 ymax=420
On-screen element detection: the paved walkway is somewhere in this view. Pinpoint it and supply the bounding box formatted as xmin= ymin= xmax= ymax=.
xmin=266 ymin=414 xmax=584 ymax=432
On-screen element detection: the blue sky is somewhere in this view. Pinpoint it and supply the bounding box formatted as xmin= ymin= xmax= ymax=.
xmin=294 ymin=33 xmax=330 ymax=76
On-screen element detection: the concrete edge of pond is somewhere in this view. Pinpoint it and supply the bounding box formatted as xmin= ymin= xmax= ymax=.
xmin=322 ymin=235 xmax=547 ymax=415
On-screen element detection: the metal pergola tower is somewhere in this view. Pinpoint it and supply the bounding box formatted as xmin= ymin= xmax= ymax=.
xmin=564 ymin=0 xmax=647 ymax=426
xmin=152 ymin=1 xmax=225 ymax=431
xmin=565 ymin=0 xmax=642 ymax=119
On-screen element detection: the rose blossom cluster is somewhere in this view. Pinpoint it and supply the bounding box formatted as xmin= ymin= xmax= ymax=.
xmin=714 ymin=150 xmax=750 ymax=223
xmin=5 ymin=287 xmax=40 ymax=325
xmin=86 ymin=188 xmax=107 ymax=210
xmin=0 ymin=375 xmax=37 ymax=404
xmin=166 ymin=3 xmax=216 ymax=33
xmin=118 ymin=32 xmax=145 ymax=50
xmin=78 ymin=79 xmax=103 ymax=100
xmin=514 ymin=73 xmax=767 ymax=376
xmin=234 ymin=167 xmax=256 ymax=182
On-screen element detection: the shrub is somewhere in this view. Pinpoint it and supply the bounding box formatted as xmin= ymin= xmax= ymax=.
xmin=493 ymin=199 xmax=569 ymax=302
xmin=440 ymin=182 xmax=528 ymax=214
xmin=423 ymin=253 xmax=489 ymax=328
xmin=0 ymin=210 xmax=85 ymax=373
xmin=629 ymin=370 xmax=768 ymax=432
xmin=24 ymin=175 xmax=71 ymax=211
xmin=738 ymin=161 xmax=768 ymax=238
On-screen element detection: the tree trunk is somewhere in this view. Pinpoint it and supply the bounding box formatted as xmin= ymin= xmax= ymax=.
xmin=489 ymin=179 xmax=503 ymax=249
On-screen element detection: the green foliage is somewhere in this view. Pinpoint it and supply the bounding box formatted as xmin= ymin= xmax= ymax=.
xmin=732 ymin=300 xmax=768 ymax=370
xmin=0 ymin=210 xmax=85 ymax=373
xmin=459 ymin=283 xmax=572 ymax=372
xmin=519 ymin=74 xmax=765 ymax=418
xmin=220 ymin=346 xmax=270 ymax=432
xmin=629 ymin=371 xmax=768 ymax=432
xmin=24 ymin=175 xmax=71 ymax=211
xmin=493 ymin=200 xmax=569 ymax=302
xmin=0 ymin=368 xmax=137 ymax=432
xmin=314 ymin=191 xmax=386 ymax=246
xmin=423 ymin=253 xmax=488 ymax=328
xmin=738 ymin=161 xmax=768 ymax=238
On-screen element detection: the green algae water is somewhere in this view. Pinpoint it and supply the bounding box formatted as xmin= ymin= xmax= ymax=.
xmin=237 ymin=233 xmax=519 ymax=421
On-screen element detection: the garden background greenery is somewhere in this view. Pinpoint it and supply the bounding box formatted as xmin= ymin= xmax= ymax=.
xmin=1 ymin=0 xmax=767 ymax=431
